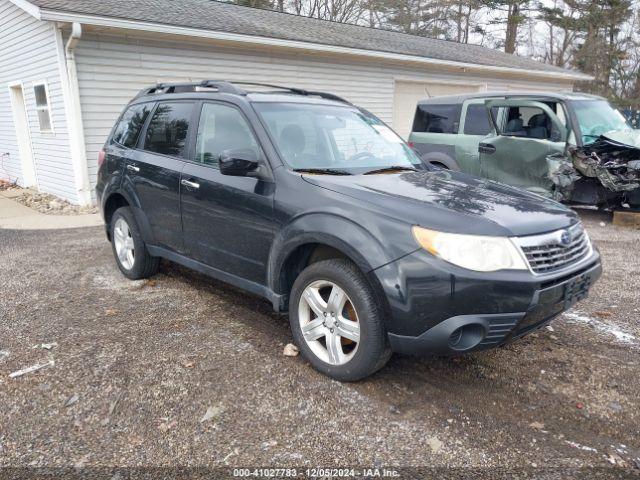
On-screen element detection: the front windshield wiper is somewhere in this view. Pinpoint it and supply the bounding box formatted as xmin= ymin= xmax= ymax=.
xmin=293 ymin=168 xmax=353 ymax=175
xmin=583 ymin=134 xmax=603 ymax=140
xmin=363 ymin=165 xmax=418 ymax=175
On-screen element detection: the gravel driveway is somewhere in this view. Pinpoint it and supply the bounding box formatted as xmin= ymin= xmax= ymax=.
xmin=0 ymin=209 xmax=638 ymax=478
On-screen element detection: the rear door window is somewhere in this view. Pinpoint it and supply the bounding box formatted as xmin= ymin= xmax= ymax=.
xmin=412 ymin=104 xmax=460 ymax=134
xmin=143 ymin=102 xmax=194 ymax=157
xmin=463 ymin=104 xmax=492 ymax=135
xmin=112 ymin=103 xmax=152 ymax=148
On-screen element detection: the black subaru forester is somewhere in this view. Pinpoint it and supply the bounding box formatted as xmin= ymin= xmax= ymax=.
xmin=96 ymin=81 xmax=602 ymax=381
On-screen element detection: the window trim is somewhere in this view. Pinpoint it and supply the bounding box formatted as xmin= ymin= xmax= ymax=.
xmin=138 ymin=100 xmax=197 ymax=159
xmin=190 ymin=100 xmax=267 ymax=171
xmin=32 ymin=80 xmax=54 ymax=134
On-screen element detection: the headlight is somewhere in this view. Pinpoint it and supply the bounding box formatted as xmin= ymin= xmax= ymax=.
xmin=412 ymin=226 xmax=528 ymax=272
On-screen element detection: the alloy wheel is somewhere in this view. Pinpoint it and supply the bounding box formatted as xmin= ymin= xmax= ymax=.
xmin=113 ymin=217 xmax=135 ymax=270
xmin=298 ymin=280 xmax=360 ymax=365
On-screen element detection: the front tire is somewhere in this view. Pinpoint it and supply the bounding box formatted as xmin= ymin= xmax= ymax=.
xmin=289 ymin=259 xmax=391 ymax=381
xmin=110 ymin=207 xmax=159 ymax=280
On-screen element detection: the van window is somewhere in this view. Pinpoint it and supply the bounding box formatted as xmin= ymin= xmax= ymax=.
xmin=463 ymin=104 xmax=492 ymax=136
xmin=412 ymin=104 xmax=460 ymax=134
xmin=503 ymin=106 xmax=556 ymax=140
xmin=144 ymin=102 xmax=194 ymax=157
xmin=112 ymin=103 xmax=152 ymax=148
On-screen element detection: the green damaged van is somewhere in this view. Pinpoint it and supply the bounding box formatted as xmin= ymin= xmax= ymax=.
xmin=408 ymin=92 xmax=640 ymax=209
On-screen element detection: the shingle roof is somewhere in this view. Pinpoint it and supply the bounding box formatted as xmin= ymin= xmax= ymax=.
xmin=28 ymin=0 xmax=586 ymax=78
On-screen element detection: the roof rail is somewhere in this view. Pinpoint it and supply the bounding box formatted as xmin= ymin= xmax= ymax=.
xmin=232 ymin=82 xmax=352 ymax=104
xmin=133 ymin=80 xmax=352 ymax=105
xmin=134 ymin=80 xmax=244 ymax=99
xmin=304 ymin=90 xmax=352 ymax=105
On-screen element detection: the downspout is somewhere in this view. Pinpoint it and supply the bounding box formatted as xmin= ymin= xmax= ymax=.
xmin=64 ymin=23 xmax=92 ymax=205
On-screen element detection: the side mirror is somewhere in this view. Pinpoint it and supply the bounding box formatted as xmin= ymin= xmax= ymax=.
xmin=219 ymin=149 xmax=259 ymax=177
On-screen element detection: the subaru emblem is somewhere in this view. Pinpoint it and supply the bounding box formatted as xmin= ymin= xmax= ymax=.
xmin=559 ymin=229 xmax=571 ymax=247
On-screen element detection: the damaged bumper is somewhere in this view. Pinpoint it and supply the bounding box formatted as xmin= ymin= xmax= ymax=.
xmin=547 ymin=135 xmax=640 ymax=205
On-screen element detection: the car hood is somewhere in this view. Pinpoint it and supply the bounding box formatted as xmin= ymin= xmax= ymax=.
xmin=600 ymin=129 xmax=640 ymax=148
xmin=303 ymin=169 xmax=578 ymax=236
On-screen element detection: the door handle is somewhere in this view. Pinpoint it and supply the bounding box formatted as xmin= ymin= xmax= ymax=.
xmin=181 ymin=179 xmax=200 ymax=189
xmin=126 ymin=164 xmax=140 ymax=173
xmin=478 ymin=143 xmax=496 ymax=155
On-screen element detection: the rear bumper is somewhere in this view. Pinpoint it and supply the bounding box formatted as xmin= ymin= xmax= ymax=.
xmin=375 ymin=249 xmax=602 ymax=355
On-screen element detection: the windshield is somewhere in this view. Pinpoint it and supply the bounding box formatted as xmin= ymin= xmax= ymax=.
xmin=253 ymin=102 xmax=423 ymax=173
xmin=571 ymin=100 xmax=632 ymax=144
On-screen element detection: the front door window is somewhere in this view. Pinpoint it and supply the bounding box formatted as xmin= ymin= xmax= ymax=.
xmin=195 ymin=103 xmax=260 ymax=167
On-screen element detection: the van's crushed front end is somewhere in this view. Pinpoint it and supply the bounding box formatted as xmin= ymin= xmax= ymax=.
xmin=547 ymin=131 xmax=640 ymax=207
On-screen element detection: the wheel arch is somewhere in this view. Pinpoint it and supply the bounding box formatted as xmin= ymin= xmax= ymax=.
xmin=268 ymin=214 xmax=394 ymax=316
xmin=103 ymin=192 xmax=129 ymax=234
xmin=102 ymin=188 xmax=153 ymax=244
xmin=422 ymin=151 xmax=460 ymax=170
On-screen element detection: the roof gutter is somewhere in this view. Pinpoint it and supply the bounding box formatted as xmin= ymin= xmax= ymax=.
xmin=37 ymin=9 xmax=592 ymax=82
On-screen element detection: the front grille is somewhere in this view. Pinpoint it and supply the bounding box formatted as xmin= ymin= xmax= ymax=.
xmin=515 ymin=223 xmax=591 ymax=274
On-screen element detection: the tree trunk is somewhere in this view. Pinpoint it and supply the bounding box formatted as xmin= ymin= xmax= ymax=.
xmin=457 ymin=0 xmax=463 ymax=43
xmin=505 ymin=2 xmax=520 ymax=54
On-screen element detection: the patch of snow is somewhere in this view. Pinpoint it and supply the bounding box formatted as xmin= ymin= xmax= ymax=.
xmin=563 ymin=312 xmax=637 ymax=345
xmin=566 ymin=440 xmax=598 ymax=453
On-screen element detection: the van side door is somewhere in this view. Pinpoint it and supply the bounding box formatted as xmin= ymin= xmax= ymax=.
xmin=479 ymin=99 xmax=567 ymax=195
xmin=455 ymin=100 xmax=498 ymax=175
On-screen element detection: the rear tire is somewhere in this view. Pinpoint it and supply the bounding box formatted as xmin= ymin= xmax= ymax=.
xmin=289 ymin=258 xmax=391 ymax=381
xmin=110 ymin=207 xmax=159 ymax=280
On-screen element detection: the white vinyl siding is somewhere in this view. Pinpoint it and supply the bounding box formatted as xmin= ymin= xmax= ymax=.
xmin=71 ymin=30 xmax=573 ymax=191
xmin=0 ymin=0 xmax=76 ymax=201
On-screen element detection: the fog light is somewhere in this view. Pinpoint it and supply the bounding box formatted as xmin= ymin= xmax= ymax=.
xmin=448 ymin=324 xmax=485 ymax=351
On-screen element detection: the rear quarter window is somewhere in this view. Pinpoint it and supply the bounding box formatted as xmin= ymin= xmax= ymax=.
xmin=112 ymin=103 xmax=152 ymax=148
xmin=412 ymin=104 xmax=461 ymax=134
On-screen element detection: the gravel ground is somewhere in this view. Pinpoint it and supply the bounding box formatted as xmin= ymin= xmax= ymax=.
xmin=0 ymin=210 xmax=638 ymax=478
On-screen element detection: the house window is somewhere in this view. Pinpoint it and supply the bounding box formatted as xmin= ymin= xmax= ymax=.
xmin=33 ymin=82 xmax=53 ymax=133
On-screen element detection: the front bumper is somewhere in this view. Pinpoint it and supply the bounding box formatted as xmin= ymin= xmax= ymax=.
xmin=373 ymin=248 xmax=602 ymax=355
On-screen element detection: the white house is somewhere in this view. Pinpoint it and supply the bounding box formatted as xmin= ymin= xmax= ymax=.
xmin=0 ymin=0 xmax=591 ymax=205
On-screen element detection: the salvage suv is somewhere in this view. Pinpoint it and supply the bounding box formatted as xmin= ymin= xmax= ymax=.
xmin=408 ymin=92 xmax=640 ymax=209
xmin=96 ymin=81 xmax=602 ymax=381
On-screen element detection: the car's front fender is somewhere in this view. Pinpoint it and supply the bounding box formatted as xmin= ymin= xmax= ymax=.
xmin=267 ymin=212 xmax=414 ymax=298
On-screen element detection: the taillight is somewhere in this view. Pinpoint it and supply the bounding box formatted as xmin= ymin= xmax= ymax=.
xmin=408 ymin=141 xmax=414 ymax=148
xmin=98 ymin=149 xmax=106 ymax=167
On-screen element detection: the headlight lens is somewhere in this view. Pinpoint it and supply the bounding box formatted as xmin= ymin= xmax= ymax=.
xmin=412 ymin=226 xmax=528 ymax=272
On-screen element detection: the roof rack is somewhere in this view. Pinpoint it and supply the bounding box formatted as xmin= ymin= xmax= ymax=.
xmin=134 ymin=80 xmax=352 ymax=105
xmin=232 ymin=82 xmax=352 ymax=104
xmin=134 ymin=80 xmax=244 ymax=99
